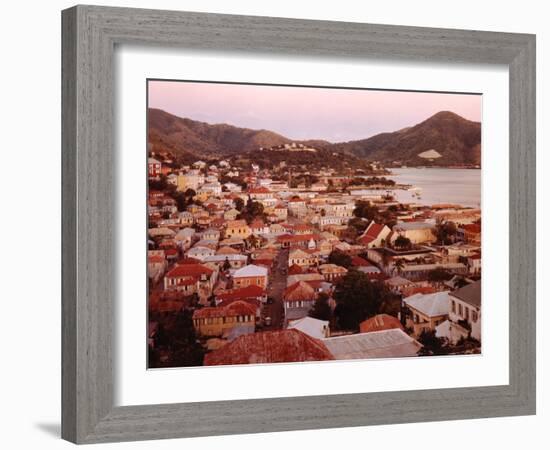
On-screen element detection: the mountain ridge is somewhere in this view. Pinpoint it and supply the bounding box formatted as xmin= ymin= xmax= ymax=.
xmin=148 ymin=108 xmax=481 ymax=167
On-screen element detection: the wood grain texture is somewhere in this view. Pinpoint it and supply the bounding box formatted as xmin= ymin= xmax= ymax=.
xmin=61 ymin=5 xmax=536 ymax=444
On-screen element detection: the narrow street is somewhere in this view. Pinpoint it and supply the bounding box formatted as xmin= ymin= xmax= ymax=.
xmin=262 ymin=248 xmax=288 ymax=330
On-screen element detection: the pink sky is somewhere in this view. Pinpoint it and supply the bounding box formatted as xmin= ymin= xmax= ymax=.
xmin=148 ymin=80 xmax=481 ymax=143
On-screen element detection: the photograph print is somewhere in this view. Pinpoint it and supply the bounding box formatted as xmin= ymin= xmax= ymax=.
xmin=147 ymin=80 xmax=482 ymax=369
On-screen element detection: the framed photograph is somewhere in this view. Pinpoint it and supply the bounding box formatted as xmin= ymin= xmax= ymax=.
xmin=62 ymin=5 xmax=536 ymax=444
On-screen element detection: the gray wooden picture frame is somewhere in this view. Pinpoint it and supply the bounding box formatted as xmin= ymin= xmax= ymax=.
xmin=61 ymin=5 xmax=536 ymax=444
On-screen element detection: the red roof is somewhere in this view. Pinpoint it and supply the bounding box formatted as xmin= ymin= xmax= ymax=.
xmin=218 ymin=297 xmax=261 ymax=310
xmin=463 ymin=224 xmax=481 ymax=234
xmin=175 ymin=278 xmax=197 ymax=286
xmin=204 ymin=329 xmax=334 ymax=365
xmin=249 ymin=186 xmax=271 ymax=194
xmin=359 ymin=314 xmax=404 ymax=333
xmin=217 ymin=246 xmax=241 ymax=255
xmin=360 ymin=222 xmax=386 ymax=244
xmin=401 ymin=285 xmax=437 ymax=297
xmin=288 ymin=264 xmax=303 ymax=275
xmin=148 ymin=255 xmax=164 ymax=263
xmin=216 ymin=285 xmax=266 ymax=303
xmin=351 ymin=256 xmax=372 ymax=267
xmin=176 ymin=257 xmax=202 ymax=265
xmin=166 ymin=263 xmax=213 ymax=278
xmin=293 ymin=223 xmax=313 ymax=232
xmin=164 ymin=248 xmax=178 ymax=256
xmin=250 ymin=219 xmax=266 ymax=229
xmin=283 ymin=281 xmax=316 ymax=302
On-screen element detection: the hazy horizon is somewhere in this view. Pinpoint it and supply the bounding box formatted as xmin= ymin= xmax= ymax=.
xmin=148 ymin=80 xmax=482 ymax=142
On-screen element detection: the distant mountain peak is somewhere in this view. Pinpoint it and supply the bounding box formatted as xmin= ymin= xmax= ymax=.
xmin=330 ymin=111 xmax=481 ymax=167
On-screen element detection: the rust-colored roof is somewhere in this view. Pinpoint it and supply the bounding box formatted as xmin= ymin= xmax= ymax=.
xmin=249 ymin=219 xmax=266 ymax=229
xmin=351 ymin=256 xmax=372 ymax=267
xmin=193 ymin=301 xmax=256 ymax=320
xmin=148 ymin=255 xmax=164 ymax=264
xmin=359 ymin=222 xmax=386 ymax=245
xmin=164 ymin=248 xmax=178 ymax=256
xmin=176 ymin=257 xmax=202 ymax=265
xmin=283 ymin=281 xmax=316 ymax=302
xmin=216 ymin=285 xmax=266 ymax=302
xmin=204 ymin=329 xmax=334 ymax=365
xmin=401 ymin=285 xmax=437 ymax=297
xmin=218 ymin=297 xmax=261 ymax=310
xmin=462 ymin=223 xmax=481 ymax=234
xmin=288 ymin=264 xmax=304 ymax=275
xmin=226 ymin=219 xmax=248 ymax=229
xmin=217 ymin=246 xmax=241 ymax=255
xmin=359 ymin=314 xmax=404 ymax=333
xmin=166 ymin=263 xmax=213 ymax=278
xmin=248 ymin=186 xmax=271 ymax=194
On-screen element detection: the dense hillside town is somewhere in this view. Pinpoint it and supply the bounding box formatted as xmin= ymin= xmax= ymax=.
xmin=147 ymin=148 xmax=482 ymax=368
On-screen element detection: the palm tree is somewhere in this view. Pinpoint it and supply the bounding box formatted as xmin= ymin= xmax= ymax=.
xmin=393 ymin=258 xmax=405 ymax=275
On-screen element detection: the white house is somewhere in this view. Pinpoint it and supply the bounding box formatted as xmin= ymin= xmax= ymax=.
xmin=402 ymin=291 xmax=450 ymax=337
xmin=186 ymin=245 xmax=216 ymax=261
xmin=448 ymin=280 xmax=481 ymax=341
xmin=287 ymin=316 xmax=330 ymax=339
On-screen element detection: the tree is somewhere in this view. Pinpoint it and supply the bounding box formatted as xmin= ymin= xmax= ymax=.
xmin=433 ymin=220 xmax=458 ymax=245
xmin=172 ymin=192 xmax=188 ymax=212
xmin=353 ymin=200 xmax=379 ymax=221
xmin=348 ymin=217 xmax=369 ymax=234
xmin=184 ymin=188 xmax=196 ymax=199
xmin=169 ymin=309 xmax=206 ymax=367
xmin=328 ymin=250 xmax=352 ymax=269
xmin=246 ymin=234 xmax=260 ymax=249
xmin=148 ymin=174 xmax=168 ymax=191
xmin=394 ymin=235 xmax=412 ymax=250
xmin=418 ymin=330 xmax=447 ymax=356
xmin=234 ymin=197 xmax=245 ymax=212
xmin=222 ymin=257 xmax=231 ymax=271
xmin=248 ymin=200 xmax=264 ymax=218
xmin=149 ymin=309 xmax=205 ymax=368
xmin=239 ymin=199 xmax=265 ymax=223
xmin=393 ymin=258 xmax=405 ymax=275
xmin=333 ymin=270 xmax=390 ymax=331
xmin=309 ymin=292 xmax=332 ymax=321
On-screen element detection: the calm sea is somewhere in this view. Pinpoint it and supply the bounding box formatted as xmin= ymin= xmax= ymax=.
xmin=387 ymin=168 xmax=481 ymax=208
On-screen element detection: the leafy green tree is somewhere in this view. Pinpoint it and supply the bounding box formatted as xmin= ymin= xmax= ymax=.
xmin=172 ymin=192 xmax=188 ymax=212
xmin=433 ymin=220 xmax=458 ymax=245
xmin=308 ymin=292 xmax=332 ymax=321
xmin=394 ymin=235 xmax=412 ymax=250
xmin=418 ymin=330 xmax=447 ymax=356
xmin=348 ymin=217 xmax=369 ymax=234
xmin=353 ymin=200 xmax=379 ymax=221
xmin=328 ymin=250 xmax=352 ymax=269
xmin=333 ymin=270 xmax=390 ymax=331
xmin=239 ymin=199 xmax=266 ymax=223
xmin=169 ymin=309 xmax=205 ymax=367
xmin=393 ymin=258 xmax=405 ymax=274
xmin=148 ymin=174 xmax=168 ymax=191
xmin=184 ymin=188 xmax=196 ymax=199
xmin=222 ymin=257 xmax=231 ymax=271
xmin=234 ymin=197 xmax=245 ymax=212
